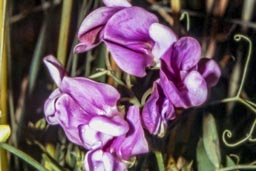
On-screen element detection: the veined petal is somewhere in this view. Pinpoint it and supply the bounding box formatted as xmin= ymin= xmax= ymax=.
xmin=198 ymin=58 xmax=221 ymax=87
xmin=104 ymin=7 xmax=158 ymax=42
xmin=60 ymin=77 xmax=120 ymax=116
xmin=43 ymin=55 xmax=67 ymax=86
xmin=160 ymin=70 xmax=188 ymax=108
xmin=165 ymin=37 xmax=201 ymax=72
xmin=55 ymin=94 xmax=91 ymax=146
xmin=74 ymin=7 xmax=121 ymax=53
xmin=149 ymin=23 xmax=177 ymax=60
xmin=183 ymin=71 xmax=208 ymax=106
xmin=103 ymin=7 xmax=158 ymax=76
xmin=112 ymin=106 xmax=149 ymax=159
xmin=103 ymin=0 xmax=131 ymax=7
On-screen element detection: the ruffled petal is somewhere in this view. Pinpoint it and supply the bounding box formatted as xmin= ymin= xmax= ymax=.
xmin=54 ymin=94 xmax=91 ymax=146
xmin=142 ymin=81 xmax=175 ymax=136
xmin=111 ymin=106 xmax=149 ymax=160
xmin=60 ymin=76 xmax=120 ymax=117
xmin=198 ymin=58 xmax=221 ymax=87
xmin=183 ymin=71 xmax=208 ymax=106
xmin=149 ymin=23 xmax=177 ymax=60
xmin=74 ymin=7 xmax=121 ymax=53
xmin=89 ymin=116 xmax=129 ymax=136
xmin=84 ymin=149 xmax=126 ymax=171
xmin=43 ymin=55 xmax=67 ymax=86
xmin=44 ymin=89 xmax=61 ymax=124
xmin=79 ymin=125 xmax=113 ymax=149
xmin=103 ymin=0 xmax=131 ymax=7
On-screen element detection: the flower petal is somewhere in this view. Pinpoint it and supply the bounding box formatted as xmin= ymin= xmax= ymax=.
xmin=104 ymin=41 xmax=154 ymax=76
xmin=162 ymin=37 xmax=201 ymax=73
xmin=54 ymin=94 xmax=91 ymax=146
xmin=103 ymin=0 xmax=131 ymax=7
xmin=89 ymin=116 xmax=129 ymax=136
xmin=79 ymin=125 xmax=113 ymax=149
xmin=198 ymin=58 xmax=221 ymax=87
xmin=183 ymin=71 xmax=208 ymax=106
xmin=60 ymin=76 xmax=120 ymax=117
xmin=74 ymin=7 xmax=121 ymax=53
xmin=84 ymin=149 xmax=126 ymax=171
xmin=43 ymin=55 xmax=67 ymax=86
xmin=44 ymin=89 xmax=61 ymax=124
xmin=104 ymin=7 xmax=158 ymax=76
xmin=111 ymin=106 xmax=149 ymax=159
xmin=149 ymin=23 xmax=177 ymax=60
xmin=142 ymin=81 xmax=174 ymax=135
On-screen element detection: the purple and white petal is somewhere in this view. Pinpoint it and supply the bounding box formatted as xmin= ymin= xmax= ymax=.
xmin=149 ymin=23 xmax=177 ymax=60
xmin=111 ymin=106 xmax=149 ymax=159
xmin=183 ymin=71 xmax=208 ymax=106
xmin=89 ymin=115 xmax=129 ymax=136
xmin=61 ymin=77 xmax=120 ymax=116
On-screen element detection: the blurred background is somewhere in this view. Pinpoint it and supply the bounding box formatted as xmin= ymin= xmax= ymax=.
xmin=1 ymin=0 xmax=256 ymax=170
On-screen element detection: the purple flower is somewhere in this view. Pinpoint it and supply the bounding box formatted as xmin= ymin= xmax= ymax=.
xmin=142 ymin=81 xmax=175 ymax=136
xmin=85 ymin=106 xmax=149 ymax=171
xmin=43 ymin=55 xmax=129 ymax=150
xmin=74 ymin=1 xmax=176 ymax=77
xmin=142 ymin=37 xmax=221 ymax=136
xmin=160 ymin=37 xmax=221 ymax=108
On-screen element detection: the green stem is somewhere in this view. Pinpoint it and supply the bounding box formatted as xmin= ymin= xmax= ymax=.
xmin=0 ymin=143 xmax=48 ymax=171
xmin=57 ymin=0 xmax=73 ymax=66
xmin=180 ymin=11 xmax=190 ymax=31
xmin=154 ymin=151 xmax=165 ymax=171
xmin=234 ymin=34 xmax=252 ymax=97
xmin=216 ymin=165 xmax=256 ymax=171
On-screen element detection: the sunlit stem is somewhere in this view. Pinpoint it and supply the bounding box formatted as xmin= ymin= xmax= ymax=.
xmin=222 ymin=118 xmax=256 ymax=147
xmin=154 ymin=151 xmax=165 ymax=171
xmin=57 ymin=0 xmax=73 ymax=66
xmin=180 ymin=11 xmax=190 ymax=32
xmin=234 ymin=34 xmax=252 ymax=97
xmin=0 ymin=0 xmax=8 ymax=170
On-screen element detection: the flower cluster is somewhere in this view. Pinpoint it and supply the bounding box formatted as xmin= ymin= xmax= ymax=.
xmin=44 ymin=55 xmax=148 ymax=170
xmin=43 ymin=0 xmax=221 ymax=170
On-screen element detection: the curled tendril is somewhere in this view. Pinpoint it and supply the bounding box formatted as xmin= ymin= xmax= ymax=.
xmin=233 ymin=34 xmax=252 ymax=97
xmin=179 ymin=11 xmax=190 ymax=32
xmin=223 ymin=119 xmax=256 ymax=147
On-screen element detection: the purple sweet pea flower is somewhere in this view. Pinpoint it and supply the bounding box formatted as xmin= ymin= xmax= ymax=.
xmin=142 ymin=80 xmax=175 ymax=136
xmin=43 ymin=55 xmax=129 ymax=150
xmin=74 ymin=0 xmax=176 ymax=77
xmin=85 ymin=106 xmax=149 ymax=171
xmin=160 ymin=37 xmax=221 ymax=108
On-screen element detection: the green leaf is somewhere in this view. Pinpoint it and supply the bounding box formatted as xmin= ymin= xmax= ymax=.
xmin=203 ymin=113 xmax=221 ymax=169
xmin=226 ymin=156 xmax=237 ymax=170
xmin=0 ymin=143 xmax=48 ymax=171
xmin=196 ymin=138 xmax=215 ymax=171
